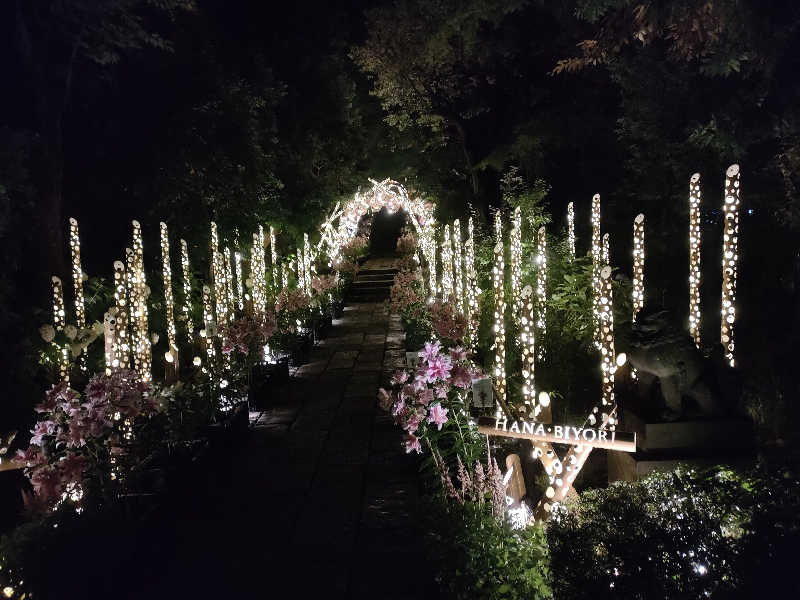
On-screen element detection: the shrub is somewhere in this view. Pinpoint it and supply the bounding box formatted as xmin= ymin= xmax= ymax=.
xmin=426 ymin=499 xmax=552 ymax=600
xmin=547 ymin=465 xmax=800 ymax=599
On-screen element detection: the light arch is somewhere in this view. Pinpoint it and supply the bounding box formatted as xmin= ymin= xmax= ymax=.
xmin=318 ymin=178 xmax=437 ymax=289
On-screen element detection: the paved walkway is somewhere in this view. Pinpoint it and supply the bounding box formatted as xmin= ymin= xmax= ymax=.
xmin=124 ymin=286 xmax=433 ymax=598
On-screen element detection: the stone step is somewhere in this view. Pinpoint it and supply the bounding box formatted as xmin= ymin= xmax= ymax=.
xmin=352 ymin=280 xmax=394 ymax=289
xmin=357 ymin=274 xmax=397 ymax=282
xmin=357 ymin=268 xmax=398 ymax=276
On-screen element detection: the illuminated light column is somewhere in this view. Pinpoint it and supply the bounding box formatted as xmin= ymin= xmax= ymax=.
xmin=112 ymin=260 xmax=130 ymax=371
xmin=160 ymin=222 xmax=178 ymax=368
xmin=536 ymin=227 xmax=547 ymax=360
xmin=632 ymin=214 xmax=645 ymax=320
xmin=296 ymin=246 xmax=304 ymax=290
xmin=210 ymin=222 xmax=227 ymax=327
xmin=223 ymin=246 xmax=235 ymax=316
xmin=721 ymin=164 xmax=741 ymax=367
xmin=493 ymin=240 xmax=507 ymax=413
xmin=424 ymin=232 xmax=437 ymax=297
xmin=303 ymin=233 xmax=313 ymax=296
xmin=494 ymin=209 xmax=503 ymax=244
xmin=510 ymin=207 xmax=523 ymax=321
xmin=129 ymin=221 xmax=151 ymax=382
xmin=68 ymin=218 xmax=86 ymax=372
xmin=202 ymin=285 xmax=216 ymax=361
xmin=591 ymin=194 xmax=602 ymax=348
xmin=251 ymin=231 xmax=266 ymax=319
xmin=452 ymin=219 xmax=463 ymax=312
xmin=281 ymin=263 xmax=288 ymax=298
xmin=689 ymin=173 xmax=702 ymax=347
xmin=520 ymin=285 xmax=537 ymax=415
xmin=567 ymin=202 xmax=576 ymax=261
xmin=464 ymin=218 xmax=478 ymax=347
xmin=598 ymin=265 xmax=617 ymax=424
xmin=270 ymin=226 xmax=280 ymax=290
xmin=234 ymin=250 xmax=244 ymax=311
xmin=51 ymin=276 xmax=69 ymax=384
xmin=213 ymin=252 xmax=229 ymax=328
xmin=602 ymin=233 xmax=609 ymax=266
xmin=440 ymin=225 xmax=453 ymax=299
xmin=180 ymin=239 xmax=194 ymax=343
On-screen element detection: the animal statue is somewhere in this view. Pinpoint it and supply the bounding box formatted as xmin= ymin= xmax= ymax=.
xmin=625 ymin=309 xmax=731 ymax=420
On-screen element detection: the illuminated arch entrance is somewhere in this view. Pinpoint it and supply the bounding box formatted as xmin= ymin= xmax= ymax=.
xmin=318 ymin=178 xmax=438 ymax=291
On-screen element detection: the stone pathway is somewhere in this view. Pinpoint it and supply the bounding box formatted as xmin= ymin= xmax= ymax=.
xmin=123 ymin=268 xmax=434 ymax=599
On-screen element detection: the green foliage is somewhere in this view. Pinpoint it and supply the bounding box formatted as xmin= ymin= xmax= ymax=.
xmin=548 ymin=465 xmax=800 ymax=599
xmin=426 ymin=499 xmax=552 ymax=600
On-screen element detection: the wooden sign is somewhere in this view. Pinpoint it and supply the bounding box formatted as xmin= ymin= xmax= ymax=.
xmin=478 ymin=417 xmax=636 ymax=452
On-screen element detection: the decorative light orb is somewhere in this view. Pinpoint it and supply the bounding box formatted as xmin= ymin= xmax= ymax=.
xmin=193 ymin=356 xmax=202 ymax=366
xmin=616 ymin=353 xmax=627 ymax=367
xmin=538 ymin=391 xmax=550 ymax=407
xmin=164 ymin=351 xmax=174 ymax=363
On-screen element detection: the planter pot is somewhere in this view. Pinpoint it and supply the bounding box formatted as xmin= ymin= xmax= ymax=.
xmin=314 ymin=314 xmax=333 ymax=341
xmin=249 ymin=359 xmax=290 ymax=409
xmin=333 ymin=301 xmax=345 ymax=318
xmin=289 ymin=332 xmax=313 ymax=366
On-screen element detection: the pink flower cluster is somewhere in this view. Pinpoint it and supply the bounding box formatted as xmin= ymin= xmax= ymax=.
xmin=220 ymin=313 xmax=277 ymax=356
xmin=396 ymin=232 xmax=417 ymax=255
xmin=17 ymin=371 xmax=163 ymax=509
xmin=378 ymin=341 xmax=479 ymax=454
xmin=428 ymin=299 xmax=468 ymax=344
xmin=276 ymin=288 xmax=311 ymax=316
xmin=311 ymin=274 xmax=339 ymax=295
xmin=389 ymin=270 xmax=425 ymax=315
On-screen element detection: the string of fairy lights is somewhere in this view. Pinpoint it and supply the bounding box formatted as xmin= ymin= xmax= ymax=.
xmin=452 ymin=219 xmax=463 ymax=310
xmin=464 ymin=217 xmax=478 ymax=346
xmin=510 ymin=208 xmax=523 ymax=321
xmin=688 ymin=173 xmax=702 ymax=348
xmin=51 ymin=276 xmax=69 ymax=384
xmin=632 ymin=214 xmax=645 ymax=320
xmin=180 ymin=239 xmax=194 ymax=344
xmin=721 ymin=164 xmax=741 ymax=367
xmin=566 ymin=202 xmax=576 ymax=261
xmin=160 ymin=223 xmax=178 ymax=368
xmin=590 ymin=194 xmax=602 ymax=348
xmin=68 ymin=218 xmax=86 ymax=372
xmin=440 ymin=224 xmax=453 ymax=299
xmin=536 ymin=226 xmax=547 ymax=360
xmin=493 ymin=238 xmax=507 ymax=414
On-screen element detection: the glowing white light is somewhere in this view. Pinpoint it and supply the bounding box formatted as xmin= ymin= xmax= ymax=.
xmin=452 ymin=219 xmax=463 ymax=312
xmin=439 ymin=225 xmax=453 ymax=299
xmin=128 ymin=221 xmax=151 ymax=382
xmin=51 ymin=276 xmax=69 ymax=384
xmin=464 ymin=217 xmax=479 ymax=347
xmin=223 ymin=246 xmax=235 ymax=315
xmin=202 ymin=285 xmax=216 ymax=361
xmin=160 ymin=223 xmax=178 ymax=366
xmin=567 ymin=202 xmax=576 ymax=261
xmin=180 ymin=239 xmax=194 ymax=343
xmin=510 ymin=208 xmax=523 ymax=323
xmin=721 ymin=164 xmax=740 ymax=367
xmin=493 ymin=240 xmax=507 ymax=412
xmin=632 ymin=214 xmax=645 ymax=320
xmin=68 ymin=218 xmax=86 ymax=372
xmin=270 ymin=225 xmax=280 ymax=290
xmin=520 ymin=285 xmax=537 ymax=414
xmin=591 ymin=194 xmax=602 ymax=348
xmin=688 ymin=173 xmax=702 ymax=347
xmin=536 ymin=226 xmax=547 ymax=360
xmin=111 ymin=261 xmax=130 ymax=372
xmin=234 ymin=250 xmax=244 ymax=311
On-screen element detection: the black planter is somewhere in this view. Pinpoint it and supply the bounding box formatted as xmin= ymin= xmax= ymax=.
xmin=333 ymin=300 xmax=345 ymax=318
xmin=248 ymin=358 xmax=290 ymax=409
xmin=289 ymin=331 xmax=313 ymax=366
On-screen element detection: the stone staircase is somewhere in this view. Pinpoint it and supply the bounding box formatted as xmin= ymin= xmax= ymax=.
xmin=347 ymin=262 xmax=398 ymax=303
